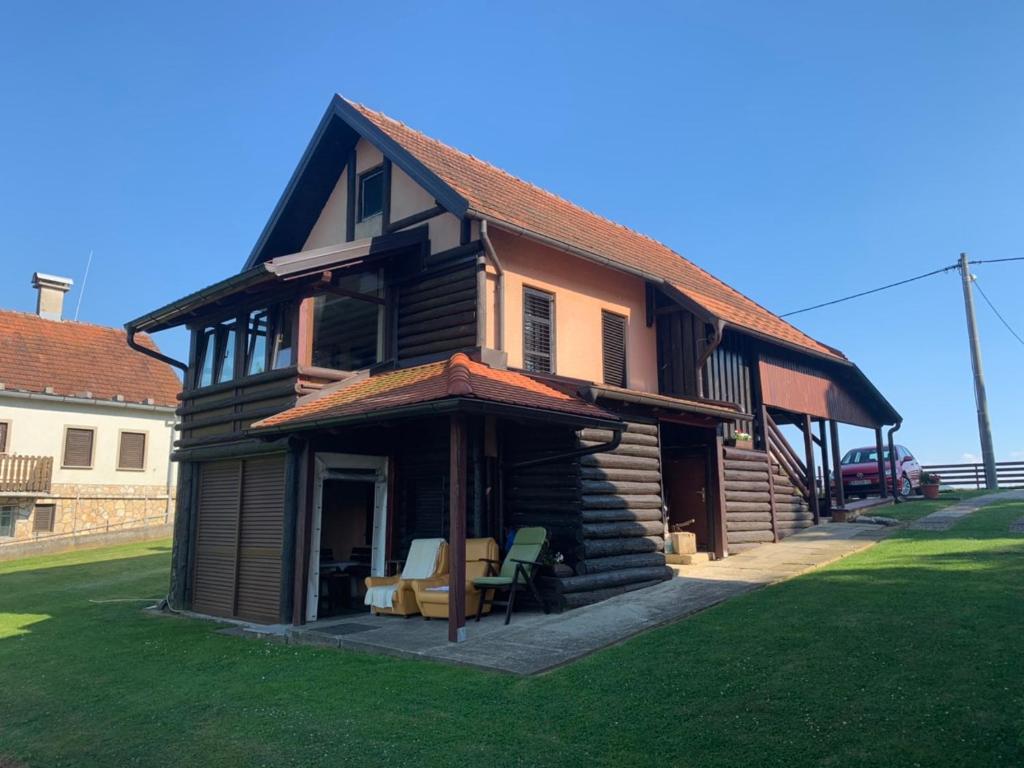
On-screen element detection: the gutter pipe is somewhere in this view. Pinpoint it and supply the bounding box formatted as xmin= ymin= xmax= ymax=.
xmin=477 ymin=218 xmax=505 ymax=351
xmin=695 ymin=320 xmax=725 ymax=398
xmin=507 ymin=428 xmax=623 ymax=470
xmin=887 ymin=419 xmax=904 ymax=504
xmin=127 ymin=328 xmax=189 ymax=375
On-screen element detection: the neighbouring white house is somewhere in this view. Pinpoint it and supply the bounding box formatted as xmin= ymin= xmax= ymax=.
xmin=0 ymin=273 xmax=182 ymax=557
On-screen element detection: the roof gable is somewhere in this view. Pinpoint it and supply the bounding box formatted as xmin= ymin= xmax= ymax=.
xmin=0 ymin=310 xmax=181 ymax=407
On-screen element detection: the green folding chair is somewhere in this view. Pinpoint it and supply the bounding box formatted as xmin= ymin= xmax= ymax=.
xmin=473 ymin=527 xmax=550 ymax=625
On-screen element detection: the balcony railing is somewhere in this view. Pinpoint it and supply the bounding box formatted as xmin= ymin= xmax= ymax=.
xmin=0 ymin=455 xmax=54 ymax=494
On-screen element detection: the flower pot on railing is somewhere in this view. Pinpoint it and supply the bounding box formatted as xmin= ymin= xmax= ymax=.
xmin=730 ymin=432 xmax=753 ymax=451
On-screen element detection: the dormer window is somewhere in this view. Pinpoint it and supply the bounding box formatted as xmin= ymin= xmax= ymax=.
xmin=358 ymin=167 xmax=384 ymax=222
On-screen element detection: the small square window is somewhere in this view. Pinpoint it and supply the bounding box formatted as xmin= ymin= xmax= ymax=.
xmin=0 ymin=506 xmax=14 ymax=537
xmin=359 ymin=167 xmax=384 ymax=221
xmin=63 ymin=427 xmax=95 ymax=469
xmin=33 ymin=504 xmax=55 ymax=533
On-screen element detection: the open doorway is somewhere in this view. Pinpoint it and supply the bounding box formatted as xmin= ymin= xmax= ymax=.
xmin=660 ymin=423 xmax=717 ymax=554
xmin=306 ymin=453 xmax=388 ymax=623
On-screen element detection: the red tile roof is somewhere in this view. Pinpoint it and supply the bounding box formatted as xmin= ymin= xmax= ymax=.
xmin=252 ymin=353 xmax=616 ymax=430
xmin=0 ymin=310 xmax=182 ymax=407
xmin=349 ymin=99 xmax=844 ymax=361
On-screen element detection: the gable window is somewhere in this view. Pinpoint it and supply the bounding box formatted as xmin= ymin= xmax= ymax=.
xmin=523 ymin=287 xmax=554 ymax=373
xmin=311 ymin=271 xmax=385 ymax=371
xmin=62 ymin=427 xmax=95 ymax=469
xmin=0 ymin=421 xmax=8 ymax=453
xmin=601 ymin=310 xmax=628 ymax=388
xmin=33 ymin=504 xmax=55 ymax=533
xmin=0 ymin=506 xmax=13 ymax=537
xmin=358 ymin=167 xmax=385 ymax=221
xmin=118 ymin=431 xmax=147 ymax=471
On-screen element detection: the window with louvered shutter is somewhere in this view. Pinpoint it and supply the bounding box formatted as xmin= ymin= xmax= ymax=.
xmin=33 ymin=504 xmax=55 ymax=533
xmin=0 ymin=422 xmax=8 ymax=453
xmin=118 ymin=431 xmax=147 ymax=470
xmin=602 ymin=310 xmax=627 ymax=387
xmin=523 ymin=287 xmax=554 ymax=373
xmin=62 ymin=428 xmax=94 ymax=468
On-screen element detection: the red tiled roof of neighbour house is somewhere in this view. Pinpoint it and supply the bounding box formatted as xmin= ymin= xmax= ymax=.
xmin=252 ymin=353 xmax=617 ymax=431
xmin=0 ymin=309 xmax=182 ymax=407
xmin=348 ymin=99 xmax=846 ymax=362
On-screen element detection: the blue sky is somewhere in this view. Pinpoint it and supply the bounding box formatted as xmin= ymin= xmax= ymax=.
xmin=1 ymin=1 xmax=1021 ymax=464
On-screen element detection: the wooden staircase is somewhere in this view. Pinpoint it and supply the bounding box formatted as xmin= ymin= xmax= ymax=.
xmin=721 ymin=414 xmax=817 ymax=554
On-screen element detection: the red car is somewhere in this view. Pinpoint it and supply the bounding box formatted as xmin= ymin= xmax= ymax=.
xmin=839 ymin=445 xmax=922 ymax=498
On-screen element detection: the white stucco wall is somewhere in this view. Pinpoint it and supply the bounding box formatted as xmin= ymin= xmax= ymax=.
xmin=0 ymin=395 xmax=176 ymax=487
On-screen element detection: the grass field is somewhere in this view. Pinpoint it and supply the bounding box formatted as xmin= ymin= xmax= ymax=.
xmin=1 ymin=494 xmax=1022 ymax=767
xmin=864 ymin=488 xmax=997 ymax=523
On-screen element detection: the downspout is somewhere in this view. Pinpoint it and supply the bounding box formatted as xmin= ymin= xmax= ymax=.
xmin=507 ymin=428 xmax=622 ymax=470
xmin=887 ymin=419 xmax=903 ymax=504
xmin=696 ymin=319 xmax=725 ymax=398
xmin=478 ymin=219 xmax=505 ymax=351
xmin=127 ymin=328 xmax=189 ymax=375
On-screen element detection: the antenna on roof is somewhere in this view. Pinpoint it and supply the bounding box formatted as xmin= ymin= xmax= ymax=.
xmin=74 ymin=250 xmax=93 ymax=321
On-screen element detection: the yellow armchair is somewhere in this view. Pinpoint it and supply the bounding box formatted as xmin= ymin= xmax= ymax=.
xmin=413 ymin=538 xmax=500 ymax=619
xmin=365 ymin=539 xmax=448 ymax=617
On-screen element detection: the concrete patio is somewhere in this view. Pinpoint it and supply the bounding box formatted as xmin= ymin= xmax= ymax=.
xmin=268 ymin=520 xmax=891 ymax=675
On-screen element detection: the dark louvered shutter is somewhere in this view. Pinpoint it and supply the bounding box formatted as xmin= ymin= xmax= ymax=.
xmin=33 ymin=504 xmax=55 ymax=533
xmin=0 ymin=422 xmax=8 ymax=452
xmin=192 ymin=460 xmax=242 ymax=618
xmin=235 ymin=455 xmax=285 ymax=624
xmin=63 ymin=428 xmax=94 ymax=468
xmin=118 ymin=432 xmax=146 ymax=470
xmin=523 ymin=287 xmax=554 ymax=373
xmin=602 ymin=310 xmax=627 ymax=387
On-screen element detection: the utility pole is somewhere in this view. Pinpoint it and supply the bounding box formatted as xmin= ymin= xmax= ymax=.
xmin=959 ymin=252 xmax=998 ymax=489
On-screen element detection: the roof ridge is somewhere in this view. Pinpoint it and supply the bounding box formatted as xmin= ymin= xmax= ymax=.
xmin=0 ymin=307 xmax=146 ymax=336
xmin=445 ymin=352 xmax=474 ymax=396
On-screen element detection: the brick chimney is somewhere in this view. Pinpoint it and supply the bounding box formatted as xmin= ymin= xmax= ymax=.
xmin=32 ymin=273 xmax=74 ymax=321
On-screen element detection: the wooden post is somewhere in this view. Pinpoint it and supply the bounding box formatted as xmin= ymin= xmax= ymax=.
xmin=829 ymin=420 xmax=845 ymax=510
xmin=874 ymin=427 xmax=888 ymax=499
xmin=818 ymin=420 xmax=831 ymax=517
xmin=448 ymin=414 xmax=468 ymax=643
xmin=803 ymin=415 xmax=820 ymax=524
xmin=710 ymin=435 xmax=729 ymax=559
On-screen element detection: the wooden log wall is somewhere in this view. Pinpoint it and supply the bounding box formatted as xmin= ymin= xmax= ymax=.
xmin=565 ymin=420 xmax=673 ymax=605
xmin=722 ymin=446 xmax=813 ymax=553
xmin=395 ymin=248 xmax=479 ymax=361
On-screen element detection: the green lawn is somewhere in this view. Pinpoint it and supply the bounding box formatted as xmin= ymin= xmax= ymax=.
xmin=2 ymin=496 xmax=1023 ymax=767
xmin=867 ymin=488 xmax=1000 ymax=523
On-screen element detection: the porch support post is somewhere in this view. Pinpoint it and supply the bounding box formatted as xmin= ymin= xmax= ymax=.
xmin=829 ymin=420 xmax=845 ymax=509
xmin=710 ymin=434 xmax=729 ymax=559
xmin=874 ymin=427 xmax=888 ymax=499
xmin=448 ymin=413 xmax=468 ymax=643
xmin=802 ymin=415 xmax=820 ymax=524
xmin=818 ymin=420 xmax=831 ymax=516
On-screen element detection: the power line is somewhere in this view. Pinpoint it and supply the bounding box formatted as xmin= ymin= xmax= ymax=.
xmin=779 ymin=263 xmax=958 ymax=318
xmin=972 ymin=276 xmax=1024 ymax=347
xmin=969 ymin=256 xmax=1024 ymax=265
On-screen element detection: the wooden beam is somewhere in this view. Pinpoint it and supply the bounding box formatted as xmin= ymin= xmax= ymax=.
xmin=711 ymin=435 xmax=729 ymax=559
xmin=829 ymin=420 xmax=845 ymax=509
xmin=803 ymin=415 xmax=820 ymax=524
xmin=818 ymin=419 xmax=831 ymax=516
xmin=386 ymin=204 xmax=446 ymax=234
xmin=448 ymin=413 xmax=468 ymax=643
xmin=875 ymin=427 xmax=888 ymax=499
xmin=345 ymin=150 xmax=356 ymax=242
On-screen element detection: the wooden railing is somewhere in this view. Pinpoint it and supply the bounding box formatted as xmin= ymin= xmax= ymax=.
xmin=922 ymin=462 xmax=1024 ymax=489
xmin=0 ymin=455 xmax=53 ymax=493
xmin=764 ymin=413 xmax=809 ymax=499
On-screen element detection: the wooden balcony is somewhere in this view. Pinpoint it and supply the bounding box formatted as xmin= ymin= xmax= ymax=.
xmin=0 ymin=455 xmax=53 ymax=494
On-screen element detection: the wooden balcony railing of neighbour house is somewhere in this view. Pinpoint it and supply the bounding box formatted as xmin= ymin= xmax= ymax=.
xmin=922 ymin=462 xmax=1024 ymax=490
xmin=0 ymin=455 xmax=54 ymax=494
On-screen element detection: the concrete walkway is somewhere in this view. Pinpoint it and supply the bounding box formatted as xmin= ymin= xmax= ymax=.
xmin=283 ymin=522 xmax=890 ymax=676
xmin=908 ymin=489 xmax=1024 ymax=531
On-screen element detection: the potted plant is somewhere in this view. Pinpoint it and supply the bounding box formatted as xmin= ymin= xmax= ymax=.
xmin=920 ymin=471 xmax=941 ymax=499
xmin=539 ymin=550 xmax=573 ymax=578
xmin=732 ymin=431 xmax=753 ymax=450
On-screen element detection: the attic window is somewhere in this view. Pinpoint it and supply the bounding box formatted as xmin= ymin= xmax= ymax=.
xmin=523 ymin=287 xmax=554 ymax=374
xmin=358 ymin=167 xmax=384 ymax=221
xmin=601 ymin=310 xmax=627 ymax=388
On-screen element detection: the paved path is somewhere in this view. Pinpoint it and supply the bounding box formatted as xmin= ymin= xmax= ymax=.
xmin=908 ymin=490 xmax=1024 ymax=531
xmin=284 ymin=522 xmax=890 ymax=676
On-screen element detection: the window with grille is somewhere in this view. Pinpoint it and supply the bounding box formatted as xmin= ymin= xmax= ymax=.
xmin=601 ymin=310 xmax=628 ymax=387
xmin=33 ymin=504 xmax=55 ymax=533
xmin=0 ymin=421 xmax=8 ymax=453
xmin=0 ymin=507 xmax=13 ymax=537
xmin=118 ymin=431 xmax=147 ymax=470
xmin=62 ymin=427 xmax=95 ymax=468
xmin=523 ymin=287 xmax=554 ymax=373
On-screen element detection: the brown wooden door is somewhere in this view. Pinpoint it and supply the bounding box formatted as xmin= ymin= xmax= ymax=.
xmin=664 ymin=452 xmax=711 ymax=551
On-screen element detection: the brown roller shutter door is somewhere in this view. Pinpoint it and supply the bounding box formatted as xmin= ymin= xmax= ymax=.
xmin=191 ymin=454 xmax=286 ymax=623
